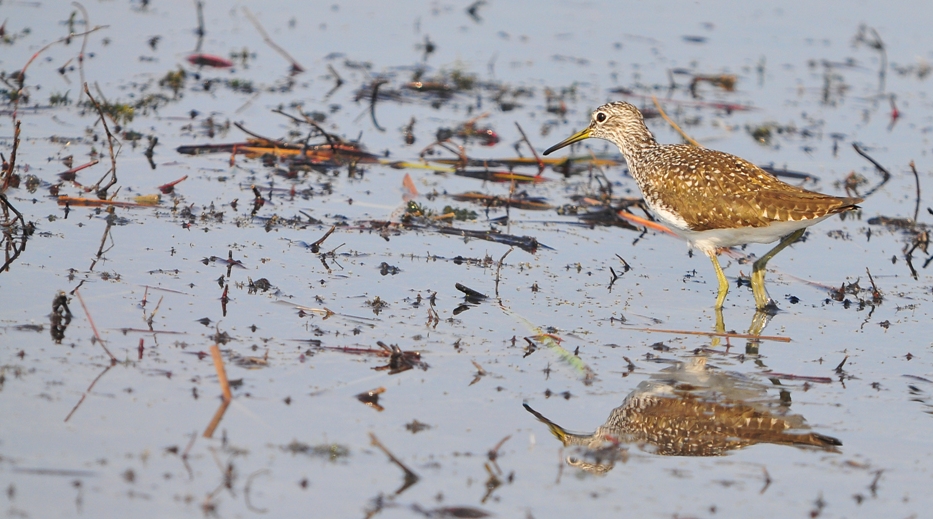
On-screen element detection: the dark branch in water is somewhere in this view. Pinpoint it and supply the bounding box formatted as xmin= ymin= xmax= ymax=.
xmin=369 ymin=79 xmax=389 ymax=132
xmin=909 ymin=161 xmax=921 ymax=224
xmin=852 ymin=143 xmax=890 ymax=198
xmin=83 ymin=83 xmax=119 ymax=198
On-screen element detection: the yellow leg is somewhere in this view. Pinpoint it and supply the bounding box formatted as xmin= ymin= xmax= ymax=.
xmin=708 ymin=252 xmax=729 ymax=309
xmin=714 ymin=307 xmax=725 ymax=333
xmin=712 ymin=306 xmax=725 ymax=348
xmin=751 ymin=228 xmax=806 ymax=310
xmin=745 ymin=309 xmax=774 ymax=355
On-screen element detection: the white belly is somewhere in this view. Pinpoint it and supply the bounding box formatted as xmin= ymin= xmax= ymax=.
xmin=647 ymin=199 xmax=831 ymax=254
xmin=678 ymin=216 xmax=831 ymax=254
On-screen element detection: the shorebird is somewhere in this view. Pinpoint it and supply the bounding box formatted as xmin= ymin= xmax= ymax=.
xmin=544 ymin=101 xmax=862 ymax=310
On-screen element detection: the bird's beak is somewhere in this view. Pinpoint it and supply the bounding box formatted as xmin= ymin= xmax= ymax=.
xmin=523 ymin=403 xmax=580 ymax=446
xmin=543 ymin=125 xmax=593 ymax=155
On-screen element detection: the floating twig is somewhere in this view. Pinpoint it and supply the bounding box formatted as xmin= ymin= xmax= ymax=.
xmin=88 ymin=211 xmax=114 ymax=272
xmin=888 ymin=94 xmax=900 ymax=130
xmin=418 ymin=138 xmax=469 ymax=169
xmin=865 ymin=267 xmax=883 ymax=303
xmin=852 ymin=143 xmax=891 ymax=198
xmin=869 ymin=469 xmax=883 ymax=497
xmin=514 ymin=122 xmax=544 ymax=175
xmin=759 ymin=372 xmax=832 ymax=383
xmin=487 ymin=434 xmax=511 ymax=463
xmin=627 ymin=325 xmax=792 ymax=343
xmin=74 ymin=288 xmax=117 ymax=361
xmin=1 ymin=120 xmax=20 ymax=192
xmin=210 ymin=344 xmax=233 ymax=402
xmin=202 ymin=399 xmax=230 ymax=439
xmin=57 ymin=159 xmax=99 ymax=181
xmin=202 ymin=344 xmax=232 ymax=438
xmin=187 ymin=53 xmax=233 ymax=68
xmin=233 ymin=123 xmax=286 ymax=147
xmin=270 ymin=109 xmax=344 ymax=156
xmin=180 ymin=430 xmax=197 ymax=479
xmin=469 ymin=360 xmax=487 ymax=386
xmin=494 ymin=247 xmax=513 ymax=297
xmin=909 ymin=161 xmax=921 ymax=223
xmin=244 ymin=469 xmax=270 ymax=513
xmin=902 ymin=230 xmax=928 ymax=280
xmin=0 ymin=196 xmax=28 ymax=274
xmin=193 ymin=0 xmax=205 ymax=51
xmin=466 ymin=0 xmax=487 ymax=22
xmin=72 ymin=2 xmax=92 ymax=86
xmin=834 ymin=355 xmax=848 ymax=373
xmin=157 ymin=175 xmax=188 ymax=194
xmin=369 ymin=433 xmax=419 ymax=495
xmin=117 ymin=328 xmax=186 ymax=335
xmin=243 ymin=7 xmax=304 ymax=73
xmin=143 ymin=136 xmax=158 ymax=169
xmin=83 ymin=83 xmax=119 ymax=197
xmin=433 ymin=225 xmax=543 ymax=253
xmin=652 ymin=95 xmax=701 ymax=147
xmin=56 ymin=195 xmax=153 ymax=208
xmin=373 ymin=342 xmax=427 ymax=374
xmin=616 ymin=210 xmax=679 ymax=237
xmin=455 ymin=282 xmax=488 ymax=301
xmin=356 ymin=387 xmax=386 ymax=411
xmin=11 ymin=25 xmax=107 ymax=116
xmin=761 ymin=467 xmax=772 ymax=494
xmin=325 ymin=64 xmax=344 ymax=98
xmin=309 ymin=225 xmax=336 ymax=253
xmin=64 ymin=363 xmax=112 ymax=422
xmin=854 ymin=25 xmax=887 ymax=92
xmin=369 ymin=79 xmax=389 ymax=132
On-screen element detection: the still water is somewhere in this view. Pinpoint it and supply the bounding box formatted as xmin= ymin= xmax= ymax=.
xmin=1 ymin=1 xmax=932 ymax=517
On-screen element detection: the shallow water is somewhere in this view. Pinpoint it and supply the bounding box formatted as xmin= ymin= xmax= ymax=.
xmin=1 ymin=1 xmax=932 ymax=518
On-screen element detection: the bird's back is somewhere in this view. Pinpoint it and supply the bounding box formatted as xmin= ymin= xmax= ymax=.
xmin=633 ymin=144 xmax=863 ymax=234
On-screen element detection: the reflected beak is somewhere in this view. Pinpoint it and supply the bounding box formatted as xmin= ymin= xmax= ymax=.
xmin=542 ymin=125 xmax=593 ymax=155
xmin=524 ymin=403 xmax=583 ymax=446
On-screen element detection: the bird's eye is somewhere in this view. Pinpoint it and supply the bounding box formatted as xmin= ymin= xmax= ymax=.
xmin=595 ymin=112 xmax=607 ymax=123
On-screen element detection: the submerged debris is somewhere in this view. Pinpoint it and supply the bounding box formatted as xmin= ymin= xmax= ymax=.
xmin=280 ymin=440 xmax=350 ymax=461
xmin=372 ymin=341 xmax=428 ymax=375
xmin=356 ymin=387 xmax=386 ymax=412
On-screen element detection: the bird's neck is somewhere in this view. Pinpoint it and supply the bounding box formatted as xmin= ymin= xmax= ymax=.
xmin=615 ymin=125 xmax=659 ymax=183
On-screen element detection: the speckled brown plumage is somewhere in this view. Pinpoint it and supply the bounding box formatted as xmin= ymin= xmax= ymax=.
xmin=543 ymin=101 xmax=864 ymax=309
xmin=590 ymin=392 xmax=840 ymax=457
xmin=634 ymin=145 xmax=861 ymax=233
xmin=545 ymin=101 xmax=861 ymax=243
xmin=525 ymin=357 xmax=841 ymax=473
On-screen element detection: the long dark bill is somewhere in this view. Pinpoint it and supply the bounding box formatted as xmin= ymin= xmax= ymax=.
xmin=542 ymin=126 xmax=593 ymax=155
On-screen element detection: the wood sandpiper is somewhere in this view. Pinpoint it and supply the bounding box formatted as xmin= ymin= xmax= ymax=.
xmin=544 ymin=101 xmax=862 ymax=311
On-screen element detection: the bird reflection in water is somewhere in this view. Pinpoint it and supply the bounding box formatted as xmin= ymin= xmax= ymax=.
xmin=525 ymin=356 xmax=841 ymax=474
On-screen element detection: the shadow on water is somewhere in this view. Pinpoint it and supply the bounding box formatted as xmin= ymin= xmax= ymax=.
xmin=525 ymin=356 xmax=841 ymax=474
